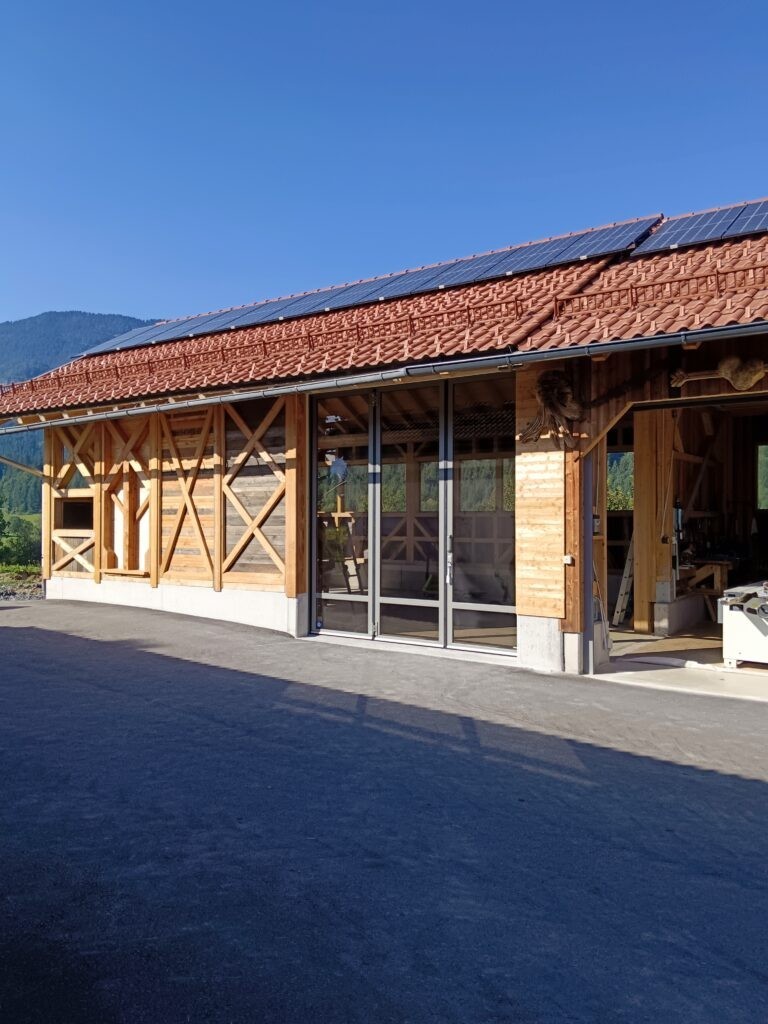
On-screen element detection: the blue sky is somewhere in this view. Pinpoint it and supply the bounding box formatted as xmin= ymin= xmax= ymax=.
xmin=1 ymin=0 xmax=767 ymax=323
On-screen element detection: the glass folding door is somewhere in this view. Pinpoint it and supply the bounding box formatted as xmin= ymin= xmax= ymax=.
xmin=449 ymin=379 xmax=517 ymax=648
xmin=312 ymin=378 xmax=517 ymax=651
xmin=377 ymin=385 xmax=442 ymax=642
xmin=314 ymin=392 xmax=371 ymax=633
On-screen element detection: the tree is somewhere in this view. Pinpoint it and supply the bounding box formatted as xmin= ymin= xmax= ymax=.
xmin=607 ymin=453 xmax=634 ymax=510
xmin=0 ymin=513 xmax=41 ymax=565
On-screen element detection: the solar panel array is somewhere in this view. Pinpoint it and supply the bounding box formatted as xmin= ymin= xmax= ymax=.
xmin=84 ymin=215 xmax=661 ymax=357
xmin=633 ymin=199 xmax=768 ymax=256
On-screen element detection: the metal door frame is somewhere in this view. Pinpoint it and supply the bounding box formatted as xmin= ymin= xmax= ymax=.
xmin=372 ymin=381 xmax=446 ymax=646
xmin=311 ymin=381 xmax=517 ymax=652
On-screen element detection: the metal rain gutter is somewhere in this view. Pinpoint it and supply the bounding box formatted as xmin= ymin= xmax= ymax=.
xmin=0 ymin=319 xmax=766 ymax=438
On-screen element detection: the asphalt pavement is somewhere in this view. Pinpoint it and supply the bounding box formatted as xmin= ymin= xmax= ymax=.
xmin=1 ymin=600 xmax=767 ymax=1023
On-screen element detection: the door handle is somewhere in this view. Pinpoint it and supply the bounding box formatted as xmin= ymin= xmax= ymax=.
xmin=446 ymin=534 xmax=453 ymax=586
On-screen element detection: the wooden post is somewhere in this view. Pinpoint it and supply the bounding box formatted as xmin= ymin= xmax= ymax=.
xmin=633 ymin=408 xmax=674 ymax=633
xmin=561 ymin=447 xmax=584 ymax=634
xmin=92 ymin=423 xmax=104 ymax=583
xmin=592 ymin=436 xmax=608 ymax=626
xmin=515 ymin=366 xmax=566 ymax=619
xmin=149 ymin=414 xmax=161 ymax=588
xmin=41 ymin=429 xmax=54 ymax=581
xmin=212 ymin=405 xmax=224 ymax=592
xmin=284 ymin=394 xmax=308 ymax=599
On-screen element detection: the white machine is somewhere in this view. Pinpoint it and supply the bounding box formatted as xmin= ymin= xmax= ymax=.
xmin=718 ymin=582 xmax=768 ymax=668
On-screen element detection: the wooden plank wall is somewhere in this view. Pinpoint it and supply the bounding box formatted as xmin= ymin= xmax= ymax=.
xmin=515 ymin=366 xmax=566 ymax=619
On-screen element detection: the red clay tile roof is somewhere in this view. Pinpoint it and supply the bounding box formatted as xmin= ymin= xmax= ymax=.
xmin=0 ymin=260 xmax=604 ymax=416
xmin=525 ymin=233 xmax=768 ymax=352
xmin=2 ymin=223 xmax=768 ymax=419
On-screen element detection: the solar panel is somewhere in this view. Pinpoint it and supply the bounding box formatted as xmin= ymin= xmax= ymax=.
xmin=302 ymin=276 xmax=408 ymax=313
xmin=488 ymin=235 xmax=575 ymax=276
xmin=178 ymin=303 xmax=265 ymax=337
xmin=726 ymin=200 xmax=768 ymax=239
xmin=364 ymin=265 xmax=450 ymax=301
xmin=418 ymin=251 xmax=512 ymax=290
xmin=78 ymin=213 xmax=687 ymax=357
xmin=221 ymin=294 xmax=327 ymax=329
xmin=139 ymin=311 xmax=237 ymax=344
xmin=553 ymin=217 xmax=659 ymax=263
xmin=84 ymin=321 xmax=165 ymax=356
xmin=634 ymin=205 xmax=746 ymax=255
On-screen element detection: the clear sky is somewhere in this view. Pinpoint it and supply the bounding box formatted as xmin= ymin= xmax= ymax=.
xmin=2 ymin=0 xmax=767 ymax=323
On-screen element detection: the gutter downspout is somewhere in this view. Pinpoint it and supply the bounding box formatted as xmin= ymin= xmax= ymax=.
xmin=0 ymin=319 xmax=766 ymax=437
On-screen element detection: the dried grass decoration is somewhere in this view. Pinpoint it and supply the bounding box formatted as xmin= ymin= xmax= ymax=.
xmin=519 ymin=370 xmax=583 ymax=449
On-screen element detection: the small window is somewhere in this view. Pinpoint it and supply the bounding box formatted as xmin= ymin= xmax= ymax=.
xmin=60 ymin=498 xmax=94 ymax=531
xmin=757 ymin=446 xmax=768 ymax=509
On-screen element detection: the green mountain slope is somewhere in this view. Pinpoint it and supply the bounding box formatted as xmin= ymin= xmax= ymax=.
xmin=0 ymin=310 xmax=154 ymax=383
xmin=0 ymin=311 xmax=156 ymax=512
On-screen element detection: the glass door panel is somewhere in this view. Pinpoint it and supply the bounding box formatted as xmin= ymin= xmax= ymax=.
xmin=314 ymin=392 xmax=370 ymax=633
xmin=378 ymin=385 xmax=442 ymax=642
xmin=450 ymin=379 xmax=517 ymax=649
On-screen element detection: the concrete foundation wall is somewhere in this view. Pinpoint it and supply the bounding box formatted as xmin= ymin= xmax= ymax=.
xmin=516 ymin=614 xmax=564 ymax=672
xmin=45 ymin=577 xmax=308 ymax=637
xmin=654 ymin=592 xmax=706 ymax=635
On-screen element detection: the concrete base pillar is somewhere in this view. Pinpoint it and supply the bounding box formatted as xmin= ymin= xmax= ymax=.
xmin=516 ymin=614 xmax=564 ymax=673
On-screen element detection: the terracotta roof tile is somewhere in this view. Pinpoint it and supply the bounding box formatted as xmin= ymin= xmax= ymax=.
xmin=527 ymin=233 xmax=768 ymax=352
xmin=3 ymin=232 xmax=768 ymax=419
xmin=0 ymin=260 xmax=599 ymax=416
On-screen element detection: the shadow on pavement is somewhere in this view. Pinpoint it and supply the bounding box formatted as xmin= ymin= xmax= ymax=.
xmin=0 ymin=626 xmax=766 ymax=1023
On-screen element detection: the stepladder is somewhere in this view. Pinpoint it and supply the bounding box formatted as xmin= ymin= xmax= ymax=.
xmin=612 ymin=535 xmax=634 ymax=626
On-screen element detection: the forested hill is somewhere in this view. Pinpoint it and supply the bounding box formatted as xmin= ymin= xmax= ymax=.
xmin=0 ymin=311 xmax=157 ymax=512
xmin=0 ymin=310 xmax=154 ymax=383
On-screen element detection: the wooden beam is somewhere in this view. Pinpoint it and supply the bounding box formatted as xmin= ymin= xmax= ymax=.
xmin=633 ymin=409 xmax=674 ymax=633
xmin=284 ymin=394 xmax=308 ymax=599
xmin=582 ymin=402 xmax=632 ymax=456
xmin=684 ymin=422 xmax=723 ymax=519
xmin=0 ymin=454 xmax=43 ymax=478
xmin=561 ymin=448 xmax=584 ymax=634
xmin=41 ymin=430 xmax=53 ymax=581
xmin=633 ymin=411 xmax=656 ymax=633
xmin=51 ymin=533 xmax=95 ymax=573
xmin=160 ymin=411 xmax=214 ymax=577
xmin=212 ymin=405 xmax=224 ymax=592
xmin=149 ymin=415 xmax=161 ymax=584
xmin=92 ymin=423 xmax=104 ymax=583
xmin=592 ymin=436 xmax=608 ymax=631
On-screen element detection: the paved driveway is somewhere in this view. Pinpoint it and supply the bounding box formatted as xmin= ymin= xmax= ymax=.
xmin=1 ymin=601 xmax=767 ymax=1023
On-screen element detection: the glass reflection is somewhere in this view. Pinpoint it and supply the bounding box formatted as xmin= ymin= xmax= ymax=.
xmin=379 ymin=604 xmax=440 ymax=642
xmin=452 ymin=608 xmax=517 ymax=649
xmin=315 ymin=395 xmax=369 ymax=629
xmin=379 ymin=386 xmax=441 ymax=604
xmin=451 ymin=379 xmax=516 ymax=647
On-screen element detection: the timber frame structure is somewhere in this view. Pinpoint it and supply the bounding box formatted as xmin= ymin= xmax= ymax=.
xmin=3 ymin=199 xmax=768 ymax=672
xmin=28 ymin=395 xmax=307 ymax=635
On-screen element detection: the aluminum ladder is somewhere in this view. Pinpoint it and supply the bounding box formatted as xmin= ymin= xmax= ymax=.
xmin=612 ymin=535 xmax=634 ymax=626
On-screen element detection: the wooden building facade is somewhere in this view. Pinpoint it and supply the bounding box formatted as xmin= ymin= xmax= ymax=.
xmin=4 ymin=201 xmax=768 ymax=672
